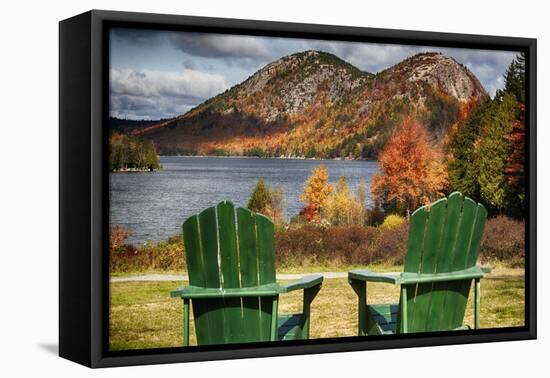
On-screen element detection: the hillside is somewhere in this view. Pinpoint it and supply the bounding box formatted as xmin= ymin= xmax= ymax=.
xmin=134 ymin=51 xmax=487 ymax=158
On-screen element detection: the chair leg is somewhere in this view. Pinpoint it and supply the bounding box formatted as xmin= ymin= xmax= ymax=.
xmin=474 ymin=278 xmax=481 ymax=329
xmin=400 ymin=286 xmax=408 ymax=333
xmin=302 ymin=285 xmax=321 ymax=339
xmin=349 ymin=280 xmax=367 ymax=336
xmin=183 ymin=298 xmax=190 ymax=346
xmin=270 ymin=295 xmax=279 ymax=341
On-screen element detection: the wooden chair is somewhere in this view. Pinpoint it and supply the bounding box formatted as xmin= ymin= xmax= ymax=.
xmin=348 ymin=192 xmax=491 ymax=335
xmin=171 ymin=201 xmax=323 ymax=345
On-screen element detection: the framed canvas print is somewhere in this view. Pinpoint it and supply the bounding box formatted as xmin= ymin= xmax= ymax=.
xmin=59 ymin=10 xmax=537 ymax=368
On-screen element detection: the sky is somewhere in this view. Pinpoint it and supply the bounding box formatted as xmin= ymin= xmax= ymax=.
xmin=110 ymin=28 xmax=520 ymax=120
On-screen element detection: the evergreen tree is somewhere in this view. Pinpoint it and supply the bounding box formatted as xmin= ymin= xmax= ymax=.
xmin=503 ymin=52 xmax=526 ymax=104
xmin=247 ymin=178 xmax=285 ymax=223
xmin=475 ymin=94 xmax=518 ymax=211
xmin=247 ymin=178 xmax=272 ymax=214
xmin=446 ymin=98 xmax=491 ymax=199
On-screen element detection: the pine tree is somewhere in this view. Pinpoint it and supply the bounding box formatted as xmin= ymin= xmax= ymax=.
xmin=247 ymin=178 xmax=273 ymax=214
xmin=504 ymin=52 xmax=526 ymax=104
xmin=247 ymin=178 xmax=285 ymax=223
xmin=446 ymin=98 xmax=491 ymax=199
xmin=475 ymin=94 xmax=518 ymax=210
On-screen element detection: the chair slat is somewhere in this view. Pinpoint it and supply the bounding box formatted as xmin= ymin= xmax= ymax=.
xmin=403 ymin=206 xmax=429 ymax=273
xmin=183 ymin=215 xmax=212 ymax=345
xmin=466 ymin=204 xmax=488 ymax=268
xmin=255 ymin=213 xmax=276 ymax=340
xmin=237 ymin=207 xmax=262 ymax=342
xmin=217 ymin=201 xmax=243 ymax=343
xmin=408 ymin=198 xmax=447 ymax=333
xmin=197 ymin=206 xmax=225 ymax=344
xmin=426 ymin=192 xmax=463 ymax=331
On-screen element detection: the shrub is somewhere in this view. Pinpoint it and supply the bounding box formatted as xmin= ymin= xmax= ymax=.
xmin=110 ymin=232 xmax=185 ymax=273
xmin=109 ymin=215 xmax=524 ymax=273
xmin=380 ymin=214 xmax=405 ymax=229
xmin=275 ymin=223 xmax=409 ymax=267
xmin=480 ymin=215 xmax=524 ymax=266
xmin=110 ymin=225 xmax=129 ymax=254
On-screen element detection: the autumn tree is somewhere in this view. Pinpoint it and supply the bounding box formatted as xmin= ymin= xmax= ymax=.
xmin=371 ymin=116 xmax=448 ymax=216
xmin=505 ymin=103 xmax=526 ymax=216
xmin=323 ymin=176 xmax=365 ymax=226
xmin=300 ymin=165 xmax=332 ymax=222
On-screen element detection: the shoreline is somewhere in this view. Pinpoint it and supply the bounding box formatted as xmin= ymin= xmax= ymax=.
xmin=158 ymin=154 xmax=377 ymax=162
xmin=110 ymin=167 xmax=160 ymax=173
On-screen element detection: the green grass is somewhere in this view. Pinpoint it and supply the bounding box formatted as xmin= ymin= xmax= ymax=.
xmin=109 ymin=266 xmax=525 ymax=351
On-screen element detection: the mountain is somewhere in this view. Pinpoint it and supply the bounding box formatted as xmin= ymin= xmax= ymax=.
xmin=133 ymin=51 xmax=487 ymax=158
xmin=110 ymin=117 xmax=173 ymax=134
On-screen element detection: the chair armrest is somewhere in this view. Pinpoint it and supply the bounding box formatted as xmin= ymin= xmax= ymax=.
xmin=399 ymin=266 xmax=488 ymax=284
xmin=279 ymin=275 xmax=323 ymax=293
xmin=349 ymin=266 xmax=489 ymax=286
xmin=348 ymin=269 xmax=401 ymax=284
xmin=170 ymin=283 xmax=280 ymax=299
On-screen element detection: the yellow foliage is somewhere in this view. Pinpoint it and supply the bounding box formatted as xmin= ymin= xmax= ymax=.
xmin=300 ymin=165 xmax=332 ymax=212
xmin=380 ymin=214 xmax=405 ymax=229
xmin=323 ymin=176 xmax=366 ymax=226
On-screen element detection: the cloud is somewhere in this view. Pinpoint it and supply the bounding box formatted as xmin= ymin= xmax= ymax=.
xmin=111 ymin=28 xmax=166 ymax=45
xmin=109 ymin=68 xmax=228 ymax=119
xmin=170 ymin=33 xmax=271 ymax=59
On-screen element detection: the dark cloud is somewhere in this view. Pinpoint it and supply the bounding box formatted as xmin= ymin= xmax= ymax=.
xmin=109 ymin=68 xmax=227 ymax=119
xmin=169 ymin=33 xmax=270 ymax=59
xmin=110 ymin=93 xmax=196 ymax=120
xmin=111 ymin=28 xmax=167 ymax=45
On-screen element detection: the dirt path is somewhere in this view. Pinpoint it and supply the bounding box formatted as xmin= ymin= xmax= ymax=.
xmin=110 ymin=272 xmax=348 ymax=282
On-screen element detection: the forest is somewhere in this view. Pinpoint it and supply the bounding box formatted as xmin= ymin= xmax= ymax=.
xmin=109 ymin=132 xmax=161 ymax=172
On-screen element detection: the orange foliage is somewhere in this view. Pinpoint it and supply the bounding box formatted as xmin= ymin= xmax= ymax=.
xmin=300 ymin=165 xmax=332 ymax=222
xmin=371 ymin=116 xmax=448 ymax=214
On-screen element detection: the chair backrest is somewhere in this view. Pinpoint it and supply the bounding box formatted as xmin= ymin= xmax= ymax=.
xmin=182 ymin=201 xmax=277 ymax=345
xmin=399 ymin=192 xmax=487 ymax=333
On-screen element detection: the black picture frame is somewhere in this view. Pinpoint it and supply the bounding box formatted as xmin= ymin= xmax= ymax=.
xmin=59 ymin=9 xmax=537 ymax=368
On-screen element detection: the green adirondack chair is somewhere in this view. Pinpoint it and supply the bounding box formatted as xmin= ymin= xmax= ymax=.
xmin=348 ymin=192 xmax=491 ymax=335
xmin=171 ymin=201 xmax=323 ymax=346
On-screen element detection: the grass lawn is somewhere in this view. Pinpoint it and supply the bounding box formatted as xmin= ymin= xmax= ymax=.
xmin=109 ymin=266 xmax=525 ymax=351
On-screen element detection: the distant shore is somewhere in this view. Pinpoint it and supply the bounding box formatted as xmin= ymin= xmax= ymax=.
xmin=110 ymin=167 xmax=160 ymax=173
xmin=158 ymin=154 xmax=376 ymax=162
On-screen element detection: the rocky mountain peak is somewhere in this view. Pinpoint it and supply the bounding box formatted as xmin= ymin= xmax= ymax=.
xmin=384 ymin=52 xmax=487 ymax=101
xmin=225 ymin=50 xmax=371 ymax=121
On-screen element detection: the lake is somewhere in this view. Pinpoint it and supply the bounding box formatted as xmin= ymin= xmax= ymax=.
xmin=110 ymin=156 xmax=379 ymax=245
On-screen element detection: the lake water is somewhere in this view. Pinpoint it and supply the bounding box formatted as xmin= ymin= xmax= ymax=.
xmin=110 ymin=156 xmax=379 ymax=245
